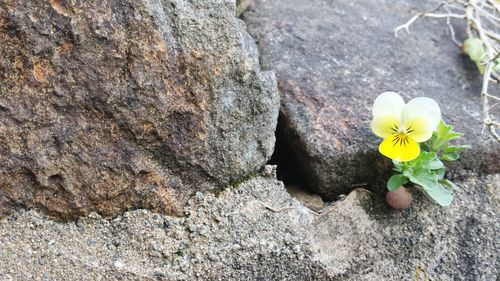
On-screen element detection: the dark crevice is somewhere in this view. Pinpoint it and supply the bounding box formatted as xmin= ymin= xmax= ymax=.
xmin=268 ymin=112 xmax=329 ymax=212
xmin=268 ymin=111 xmax=390 ymax=206
xmin=268 ymin=112 xmax=310 ymax=190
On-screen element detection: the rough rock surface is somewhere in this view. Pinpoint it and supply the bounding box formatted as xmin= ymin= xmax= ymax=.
xmin=0 ymin=0 xmax=279 ymax=218
xmin=287 ymin=185 xmax=325 ymax=212
xmin=236 ymin=0 xmax=254 ymax=17
xmin=312 ymin=173 xmax=499 ymax=280
xmin=0 ymin=171 xmax=330 ymax=280
xmin=1 ymin=169 xmax=498 ymax=280
xmin=243 ymin=0 xmax=500 ymax=198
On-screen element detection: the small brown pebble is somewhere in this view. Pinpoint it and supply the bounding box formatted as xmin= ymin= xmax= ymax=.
xmin=386 ymin=187 xmax=412 ymax=209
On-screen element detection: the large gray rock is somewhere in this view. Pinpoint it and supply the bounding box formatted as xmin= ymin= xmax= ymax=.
xmin=0 ymin=169 xmax=498 ymax=280
xmin=0 ymin=0 xmax=279 ymax=219
xmin=0 ymin=170 xmax=331 ymax=280
xmin=312 ymin=173 xmax=499 ymax=280
xmin=243 ymin=0 xmax=499 ymax=198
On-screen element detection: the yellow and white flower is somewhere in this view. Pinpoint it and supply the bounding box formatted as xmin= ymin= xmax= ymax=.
xmin=371 ymin=92 xmax=441 ymax=162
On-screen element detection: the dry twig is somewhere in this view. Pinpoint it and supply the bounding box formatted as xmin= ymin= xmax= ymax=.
xmin=395 ymin=0 xmax=500 ymax=142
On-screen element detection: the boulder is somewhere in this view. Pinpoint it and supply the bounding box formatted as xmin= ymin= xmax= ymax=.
xmin=311 ymin=173 xmax=499 ymax=280
xmin=0 ymin=168 xmax=498 ymax=280
xmin=243 ymin=0 xmax=499 ymax=198
xmin=0 ymin=170 xmax=331 ymax=280
xmin=0 ymin=0 xmax=279 ymax=219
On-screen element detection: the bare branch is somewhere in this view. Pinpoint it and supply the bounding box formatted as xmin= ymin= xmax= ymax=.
xmin=394 ymin=0 xmax=457 ymax=36
xmin=395 ymin=0 xmax=500 ymax=142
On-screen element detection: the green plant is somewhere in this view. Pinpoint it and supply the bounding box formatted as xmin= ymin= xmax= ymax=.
xmin=387 ymin=121 xmax=470 ymax=206
xmin=463 ymin=38 xmax=500 ymax=75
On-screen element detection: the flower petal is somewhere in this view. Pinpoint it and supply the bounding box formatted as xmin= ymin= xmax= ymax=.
xmin=404 ymin=116 xmax=434 ymax=142
xmin=401 ymin=97 xmax=441 ymax=142
xmin=372 ymin=92 xmax=406 ymax=119
xmin=379 ymin=134 xmax=420 ymax=162
xmin=371 ymin=114 xmax=401 ymax=138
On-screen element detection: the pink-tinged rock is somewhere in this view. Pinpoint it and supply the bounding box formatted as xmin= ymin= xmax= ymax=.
xmin=386 ymin=187 xmax=412 ymax=209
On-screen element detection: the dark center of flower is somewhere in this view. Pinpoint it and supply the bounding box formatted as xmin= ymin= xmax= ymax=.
xmin=392 ymin=132 xmax=409 ymax=148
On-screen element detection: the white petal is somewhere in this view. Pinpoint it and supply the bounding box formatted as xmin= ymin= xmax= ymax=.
xmin=371 ymin=114 xmax=401 ymax=139
xmin=402 ymin=97 xmax=441 ymax=132
xmin=372 ymin=92 xmax=405 ymax=119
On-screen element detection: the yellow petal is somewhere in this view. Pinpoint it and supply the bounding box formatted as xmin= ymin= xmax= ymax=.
xmin=379 ymin=134 xmax=420 ymax=162
xmin=404 ymin=116 xmax=434 ymax=142
xmin=371 ymin=114 xmax=401 ymax=139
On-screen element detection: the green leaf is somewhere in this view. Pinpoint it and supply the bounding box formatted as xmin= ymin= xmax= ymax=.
xmin=410 ymin=151 xmax=443 ymax=170
xmin=422 ymin=183 xmax=453 ymax=207
xmin=393 ymin=160 xmax=404 ymax=169
xmin=430 ymin=120 xmax=469 ymax=154
xmin=463 ymin=38 xmax=485 ymax=61
xmin=435 ymin=121 xmax=450 ymax=139
xmin=443 ymin=145 xmax=471 ymax=153
xmin=463 ymin=38 xmax=487 ymax=74
xmin=475 ymin=62 xmax=486 ymax=75
xmin=422 ymin=134 xmax=438 ymax=151
xmin=440 ymin=179 xmax=460 ymax=191
xmin=444 ymin=132 xmax=464 ymax=142
xmin=387 ymin=174 xmax=408 ymax=191
xmin=442 ymin=152 xmax=460 ymax=161
xmin=406 ymin=168 xmax=438 ymax=190
xmin=494 ymin=58 xmax=500 ymax=73
xmin=391 ymin=120 xmax=467 ymax=207
xmin=436 ymin=121 xmax=463 ymax=142
xmin=436 ymin=168 xmax=446 ymax=179
xmin=427 ymin=158 xmax=444 ymax=170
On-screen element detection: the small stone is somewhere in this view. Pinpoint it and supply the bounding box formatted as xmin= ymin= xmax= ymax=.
xmin=195 ymin=192 xmax=204 ymax=201
xmin=179 ymin=240 xmax=189 ymax=250
xmin=283 ymin=233 xmax=292 ymax=245
xmin=386 ymin=187 xmax=412 ymax=209
xmin=26 ymin=247 xmax=34 ymax=256
xmin=153 ymin=268 xmax=166 ymax=277
xmin=163 ymin=220 xmax=172 ymax=229
xmin=114 ymin=260 xmax=125 ymax=270
xmin=86 ymin=239 xmax=96 ymax=246
xmin=151 ymin=242 xmax=160 ymax=252
xmin=286 ymin=185 xmax=325 ymax=212
xmin=261 ymin=165 xmax=276 ymax=177
xmin=189 ymin=224 xmax=197 ymax=233
xmin=208 ymin=253 xmax=220 ymax=262
xmin=87 ymin=212 xmax=102 ymax=220
xmin=199 ymin=226 xmax=208 ymax=236
xmin=293 ymin=245 xmax=301 ymax=254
